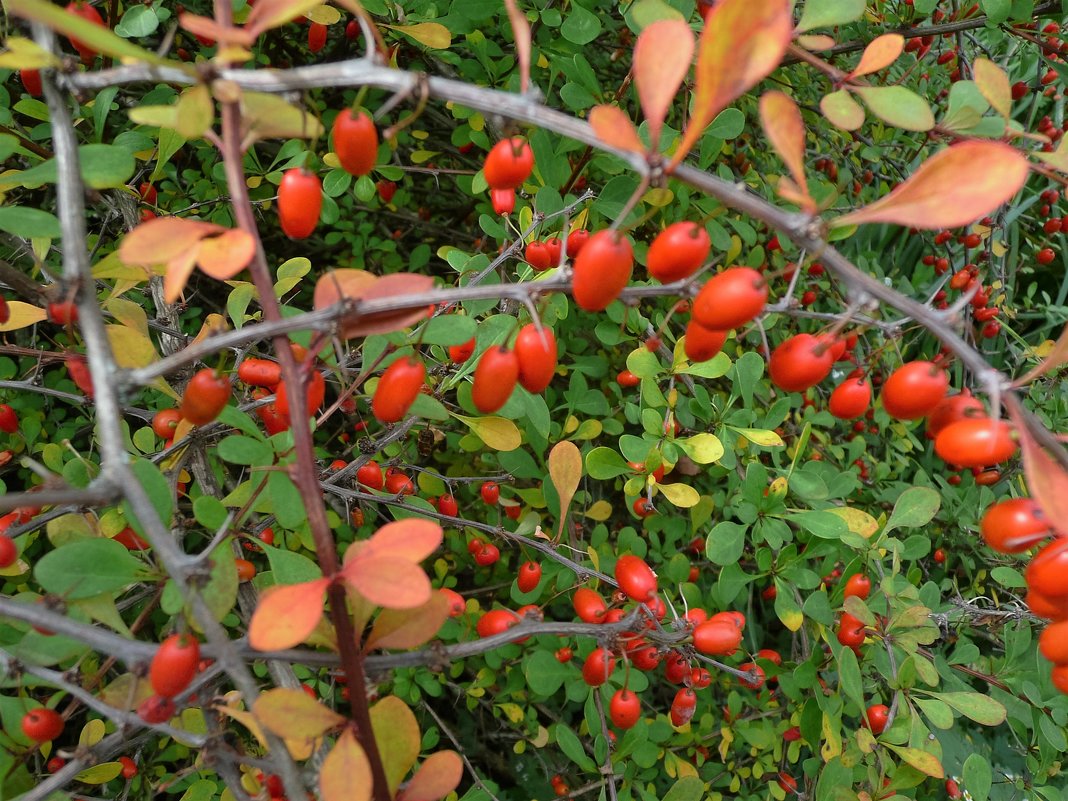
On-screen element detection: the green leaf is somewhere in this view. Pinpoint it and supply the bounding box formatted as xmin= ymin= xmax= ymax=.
xmin=705 ymin=521 xmax=746 ymax=565
xmin=419 ymin=315 xmax=477 ymax=346
xmin=559 ymin=2 xmax=601 ymax=45
xmin=15 ymin=144 xmax=136 ymax=189
xmin=523 ymin=649 xmax=572 ymax=696
xmin=662 ymin=776 xmax=704 ymax=801
xmin=261 ymin=543 xmax=322 ymax=584
xmin=980 ymin=0 xmax=1012 ymax=23
xmin=797 ymin=0 xmax=865 ymax=31
xmin=853 ymin=86 xmax=935 ymax=132
xmin=773 ymin=580 xmax=803 ymax=631
xmin=990 ymin=565 xmax=1026 ymax=588
xmin=122 ymin=458 xmax=174 ymax=536
xmin=555 ymin=723 xmax=597 ymax=771
xmin=626 ymin=348 xmax=662 ymax=379
xmin=678 ymin=433 xmax=723 ymax=464
xmin=217 ymin=435 xmax=274 ymax=466
xmin=114 ymin=5 xmax=159 ymax=37
xmin=821 ymin=89 xmax=865 ymax=131
xmin=836 ymin=645 xmax=865 ymax=712
xmin=914 ymin=697 xmax=954 ymax=729
xmin=193 ymin=496 xmax=229 ymax=531
xmin=707 ymin=108 xmax=745 ymax=139
xmin=933 ymin=692 xmax=1006 ymax=725
xmin=884 ymin=487 xmax=940 ymax=536
xmin=963 ymin=753 xmax=992 ymax=801
xmin=268 ymin=471 xmax=307 ymax=529
xmin=679 ymin=352 xmax=731 ymax=378
xmin=788 ymin=511 xmax=847 ymax=539
xmin=585 ymin=447 xmax=632 ymax=480
xmin=0 ymin=206 xmax=60 ymax=239
xmin=34 ymin=539 xmax=143 ymax=600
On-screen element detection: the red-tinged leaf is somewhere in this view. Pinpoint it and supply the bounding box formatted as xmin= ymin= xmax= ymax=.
xmin=369 ymin=696 xmax=421 ymax=794
xmin=343 ymin=556 xmax=433 ymax=610
xmin=974 ymin=58 xmax=1011 ymax=119
xmin=502 ymin=0 xmax=531 ymax=94
xmin=588 ymin=105 xmax=646 ymax=153
xmin=196 ymin=229 xmax=256 ymax=279
xmin=759 ymin=91 xmax=809 ymax=204
xmin=831 ymin=141 xmax=1030 ymax=230
xmin=320 ymin=729 xmax=372 ymax=801
xmin=362 ymin=519 xmax=444 ymax=563
xmin=353 ymin=273 xmax=437 ymax=336
xmin=397 ymin=751 xmax=464 ymax=801
xmin=1007 ymin=401 xmax=1068 ymax=537
xmin=163 ymin=248 xmax=200 ymax=304
xmin=119 ymin=217 xmax=222 ymax=266
xmin=253 ymin=688 xmax=346 ymax=740
xmin=633 ymin=19 xmax=694 ymax=150
xmin=776 ymin=176 xmax=815 ymax=211
xmin=245 ymin=0 xmax=325 ymax=35
xmin=312 ymin=270 xmax=435 ymax=339
xmin=849 ymin=34 xmax=904 ymax=78
xmin=670 ymin=0 xmax=792 ymax=168
xmin=248 ymin=577 xmax=329 ymax=651
xmin=364 ymin=592 xmax=450 ymax=651
xmin=178 ymin=12 xmax=255 ymax=47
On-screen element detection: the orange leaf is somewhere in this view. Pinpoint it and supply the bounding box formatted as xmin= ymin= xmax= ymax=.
xmin=246 ymin=0 xmax=325 ymax=36
xmin=369 ymin=696 xmax=421 ymax=794
xmin=196 ymin=228 xmax=256 ymax=280
xmin=362 ymin=519 xmax=443 ymax=563
xmin=849 ymin=34 xmax=904 ymax=78
xmin=633 ymin=19 xmax=694 ymax=150
xmin=670 ymin=0 xmax=792 ymax=168
xmin=759 ymin=91 xmax=809 ymax=205
xmin=164 ymin=248 xmax=200 ymax=304
xmin=253 ymin=688 xmax=346 ymax=740
xmin=502 ymin=0 xmax=531 ymax=95
xmin=248 ymin=577 xmax=329 ymax=651
xmin=1007 ymin=402 xmax=1068 ymax=537
xmin=588 ymin=105 xmax=645 ymax=153
xmin=397 ymin=751 xmax=464 ymax=801
xmin=831 ymin=141 xmax=1030 ymax=230
xmin=344 ymin=556 xmax=433 ymax=609
xmin=364 ymin=592 xmax=449 ymax=651
xmin=178 ymin=12 xmax=255 ymax=47
xmin=312 ymin=270 xmax=435 ymax=339
xmin=548 ymin=441 xmax=581 ymax=538
xmin=119 ymin=217 xmax=222 ymax=266
xmin=320 ymin=729 xmax=372 ymax=801
xmin=354 ymin=273 xmax=437 ymax=336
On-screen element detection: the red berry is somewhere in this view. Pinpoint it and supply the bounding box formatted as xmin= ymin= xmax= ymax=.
xmin=514 ymin=324 xmax=558 ymax=393
xmin=449 ymin=338 xmax=476 ymax=364
xmin=308 ymin=21 xmax=327 ymax=52
xmin=581 ymin=647 xmax=616 ymax=686
xmin=646 ymin=222 xmax=711 ymax=283
xmin=277 ymin=168 xmax=322 ymax=239
xmin=1038 ymin=248 xmax=1056 ymax=265
xmin=179 ymin=369 xmax=231 ymax=426
xmin=471 ymin=347 xmax=519 ymax=414
xmin=828 ymin=377 xmax=872 ymax=420
xmin=881 ymin=361 xmax=948 ymax=420
xmin=483 ymin=137 xmax=534 ymax=190
xmin=769 ymin=334 xmax=834 ymax=392
xmin=480 ymin=481 xmax=500 ymax=505
xmin=864 ymin=703 xmax=890 ymax=735
xmin=372 ymin=357 xmax=425 ymax=423
xmin=355 ymin=461 xmax=384 ymax=490
xmin=608 ymin=688 xmax=642 ymax=729
xmin=572 ymin=230 xmax=634 ymax=311
xmin=614 ymin=554 xmax=657 ymax=602
xmin=333 ymin=109 xmax=378 ymax=176
xmin=517 ymin=561 xmax=541 ymax=593
xmin=21 ymin=708 xmax=64 ymax=742
xmin=934 ymin=418 xmax=1017 ymax=467
xmin=137 ymin=695 xmax=176 ymax=724
xmin=490 ymin=188 xmax=515 ymax=215
xmin=980 ymin=498 xmax=1049 ymax=553
xmin=692 ymin=267 xmax=768 ymax=330
xmin=436 ymin=493 xmax=458 ymax=516
xmin=684 ymin=320 xmax=728 ymax=363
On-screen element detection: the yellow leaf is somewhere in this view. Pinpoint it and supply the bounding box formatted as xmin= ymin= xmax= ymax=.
xmin=320 ymin=730 xmax=372 ymax=801
xmin=731 ymin=427 xmax=784 ymax=447
xmin=498 ymin=703 xmax=525 ymax=724
xmin=241 ymin=92 xmax=324 ymax=144
xmin=104 ymin=296 xmax=150 ymax=338
xmin=0 ymin=301 xmax=46 ymax=332
xmin=680 ymin=432 xmax=723 ymax=464
xmin=718 ymin=726 xmax=734 ymax=762
xmin=383 ymin=22 xmax=452 ymax=49
xmin=306 ymin=4 xmax=340 ymax=23
xmin=176 ymin=85 xmax=214 ymax=139
xmin=129 ymin=104 xmax=179 ymax=129
xmin=779 ymin=606 xmax=803 ymax=632
xmin=643 ymin=187 xmax=674 ymax=207
xmin=0 ymin=36 xmax=61 ymax=69
xmin=74 ymin=763 xmax=123 ymax=784
xmin=821 ymin=713 xmax=842 ymax=760
xmin=585 ymin=500 xmax=613 ymax=521
xmin=370 ymin=696 xmax=421 ymax=795
xmin=827 ymin=507 xmax=879 ymax=538
xmin=106 ymin=324 xmax=160 ymax=369
xmin=572 ymin=419 xmax=602 ymax=440
xmin=254 ymin=688 xmax=345 ymax=742
xmin=656 ymin=482 xmax=700 ymax=508
xmin=450 ymin=414 xmax=521 ymax=451
xmin=215 ymin=702 xmax=271 ymax=753
xmin=78 ymin=718 xmax=106 ymax=747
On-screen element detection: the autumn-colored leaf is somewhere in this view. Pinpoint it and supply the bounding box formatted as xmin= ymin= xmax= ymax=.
xmin=343 ymin=555 xmax=433 ymax=610
xmin=831 ymin=141 xmax=1030 ymax=230
xmin=179 ymin=12 xmax=254 ymax=47
xmin=1013 ymin=323 xmax=1068 ymax=387
xmin=369 ymin=696 xmax=421 ymax=794
xmin=397 ymin=751 xmax=464 ymax=801
xmin=759 ymin=92 xmax=811 ymax=210
xmin=0 ymin=301 xmax=47 ymax=332
xmin=380 ymin=22 xmax=452 ymax=49
xmin=849 ymin=34 xmax=904 ymax=78
xmin=548 ymin=440 xmax=582 ymax=538
xmin=1007 ymin=400 xmax=1068 ymax=537
xmin=253 ymin=688 xmax=345 ymax=741
xmin=248 ymin=577 xmax=329 ymax=651
xmin=974 ymin=58 xmax=1011 ymax=119
xmin=364 ymin=592 xmax=449 ymax=651
xmin=119 ymin=217 xmax=222 ymax=267
xmin=671 ymin=0 xmax=792 ymax=168
xmin=820 ymin=89 xmax=865 ymax=130
xmin=313 ymin=270 xmax=435 ymax=339
xmin=633 ymin=19 xmax=694 ymax=150
xmin=355 ymin=519 xmax=443 ymax=563
xmin=502 ymin=0 xmax=531 ymax=93
xmin=588 ymin=105 xmax=645 ymax=153
xmin=320 ymin=729 xmax=372 ymax=801
xmin=195 ymin=229 xmax=256 ymax=280
xmin=246 ymin=0 xmax=325 ymax=36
